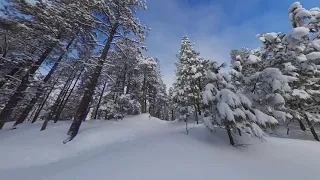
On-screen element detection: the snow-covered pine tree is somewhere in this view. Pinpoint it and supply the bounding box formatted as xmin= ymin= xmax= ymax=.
xmin=0 ymin=0 xmax=96 ymax=129
xmin=203 ymin=60 xmax=279 ymax=146
xmin=253 ymin=2 xmax=320 ymax=140
xmin=173 ymin=36 xmax=208 ymax=123
xmin=65 ymin=0 xmax=148 ymax=143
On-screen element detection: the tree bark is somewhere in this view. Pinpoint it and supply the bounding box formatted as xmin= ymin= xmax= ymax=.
xmin=31 ymin=82 xmax=57 ymax=123
xmin=41 ymin=74 xmax=75 ymax=131
xmin=93 ymin=81 xmax=107 ymax=119
xmin=64 ymin=23 xmax=118 ymax=143
xmin=297 ymin=119 xmax=307 ymax=131
xmin=0 ymin=67 xmax=21 ymax=89
xmin=53 ymin=69 xmax=84 ymax=123
xmin=13 ymin=38 xmax=74 ymax=127
xmin=142 ymin=70 xmax=147 ymax=113
xmin=226 ymin=125 xmax=235 ymax=146
xmin=305 ymin=114 xmax=320 ymax=141
xmin=0 ymin=46 xmax=55 ymax=129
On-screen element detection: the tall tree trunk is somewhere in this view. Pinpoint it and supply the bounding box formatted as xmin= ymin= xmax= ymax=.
xmin=171 ymin=109 xmax=174 ymax=121
xmin=197 ymin=103 xmax=201 ymax=115
xmin=226 ymin=125 xmax=235 ymax=146
xmin=0 ymin=46 xmax=55 ymax=129
xmin=53 ymin=69 xmax=84 ymax=123
xmin=13 ymin=38 xmax=74 ymax=127
xmin=31 ymin=82 xmax=57 ymax=123
xmin=142 ymin=71 xmax=147 ymax=113
xmin=305 ymin=114 xmax=320 ymax=141
xmin=41 ymin=73 xmax=76 ymax=131
xmin=194 ymin=105 xmax=199 ymax=124
xmin=93 ymin=81 xmax=107 ymax=119
xmin=297 ymin=119 xmax=307 ymax=131
xmin=64 ymin=23 xmax=118 ymax=143
xmin=0 ymin=67 xmax=21 ymax=89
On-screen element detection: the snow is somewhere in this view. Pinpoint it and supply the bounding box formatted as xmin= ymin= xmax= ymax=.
xmin=1 ymin=115 xmax=320 ymax=180
xmin=236 ymin=92 xmax=252 ymax=108
xmin=291 ymin=27 xmax=309 ymax=40
xmin=296 ymin=54 xmax=307 ymax=62
xmin=233 ymin=108 xmax=246 ymax=119
xmin=217 ymin=102 xmax=235 ymax=122
xmin=272 ymin=109 xmax=292 ymax=122
xmin=264 ymin=32 xmax=278 ymax=42
xmin=295 ymin=9 xmax=311 ymax=20
xmin=217 ymin=89 xmax=241 ymax=108
xmin=292 ymin=89 xmax=311 ymax=99
xmin=306 ymin=52 xmax=320 ymax=60
xmin=251 ymin=123 xmax=265 ymax=138
xmin=310 ymin=39 xmax=320 ymax=51
xmin=206 ymin=70 xmax=216 ymax=80
xmin=289 ymin=2 xmax=302 ymax=13
xmin=247 ymin=54 xmax=261 ymax=64
xmin=273 ymin=93 xmax=285 ymax=105
xmin=253 ymin=109 xmax=278 ymax=126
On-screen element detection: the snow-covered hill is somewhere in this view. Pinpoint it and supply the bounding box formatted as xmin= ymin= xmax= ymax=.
xmin=1 ymin=114 xmax=320 ymax=180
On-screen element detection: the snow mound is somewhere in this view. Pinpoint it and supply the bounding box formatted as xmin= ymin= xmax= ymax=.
xmin=0 ymin=114 xmax=170 ymax=170
xmin=1 ymin=116 xmax=320 ymax=180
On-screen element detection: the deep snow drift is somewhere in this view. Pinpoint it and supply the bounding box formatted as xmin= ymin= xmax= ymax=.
xmin=1 ymin=114 xmax=320 ymax=180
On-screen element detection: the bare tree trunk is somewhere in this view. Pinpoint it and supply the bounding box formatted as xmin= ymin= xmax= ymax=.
xmin=31 ymin=82 xmax=57 ymax=123
xmin=53 ymin=69 xmax=84 ymax=123
xmin=297 ymin=119 xmax=307 ymax=131
xmin=142 ymin=71 xmax=147 ymax=113
xmin=13 ymin=38 xmax=74 ymax=127
xmin=64 ymin=23 xmax=118 ymax=143
xmin=226 ymin=125 xmax=235 ymax=146
xmin=305 ymin=114 xmax=320 ymax=141
xmin=0 ymin=46 xmax=55 ymax=129
xmin=41 ymin=74 xmax=75 ymax=131
xmin=171 ymin=109 xmax=174 ymax=121
xmin=93 ymin=81 xmax=107 ymax=119
xmin=0 ymin=67 xmax=21 ymax=89
xmin=14 ymin=79 xmax=60 ymax=127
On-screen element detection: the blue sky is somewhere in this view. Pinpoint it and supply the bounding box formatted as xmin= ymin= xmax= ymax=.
xmin=139 ymin=0 xmax=318 ymax=88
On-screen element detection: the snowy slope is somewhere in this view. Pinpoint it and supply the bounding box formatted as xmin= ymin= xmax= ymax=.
xmin=1 ymin=114 xmax=320 ymax=180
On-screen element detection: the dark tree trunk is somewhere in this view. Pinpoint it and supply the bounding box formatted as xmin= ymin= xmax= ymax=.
xmin=93 ymin=81 xmax=107 ymax=119
xmin=53 ymin=69 xmax=84 ymax=123
xmin=142 ymin=71 xmax=147 ymax=113
xmin=171 ymin=109 xmax=174 ymax=121
xmin=197 ymin=103 xmax=201 ymax=115
xmin=226 ymin=125 xmax=235 ymax=146
xmin=64 ymin=23 xmax=118 ymax=143
xmin=41 ymin=74 xmax=75 ymax=131
xmin=305 ymin=114 xmax=320 ymax=141
xmin=13 ymin=38 xmax=74 ymax=127
xmin=297 ymin=119 xmax=307 ymax=131
xmin=32 ymin=82 xmax=56 ymax=123
xmin=0 ymin=46 xmax=55 ymax=129
xmin=194 ymin=106 xmax=199 ymax=124
xmin=0 ymin=67 xmax=21 ymax=89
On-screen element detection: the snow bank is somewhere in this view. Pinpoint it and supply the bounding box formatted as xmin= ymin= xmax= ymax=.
xmin=0 ymin=114 xmax=171 ymax=170
xmin=1 ymin=119 xmax=320 ymax=180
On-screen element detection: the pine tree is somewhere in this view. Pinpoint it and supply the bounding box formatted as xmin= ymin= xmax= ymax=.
xmin=203 ymin=61 xmax=278 ymax=146
xmin=173 ymin=36 xmax=208 ymax=123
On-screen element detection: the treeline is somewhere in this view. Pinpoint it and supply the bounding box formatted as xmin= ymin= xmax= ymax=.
xmin=0 ymin=0 xmax=169 ymax=142
xmin=169 ymin=2 xmax=320 ymax=145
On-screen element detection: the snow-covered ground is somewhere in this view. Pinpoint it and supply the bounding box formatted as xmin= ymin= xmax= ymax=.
xmin=1 ymin=114 xmax=320 ymax=180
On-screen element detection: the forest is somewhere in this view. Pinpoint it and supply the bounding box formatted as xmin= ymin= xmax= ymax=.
xmin=1 ymin=0 xmax=320 ymax=147
xmin=1 ymin=1 xmax=320 ymax=180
